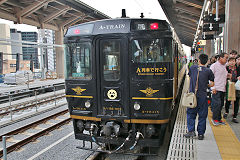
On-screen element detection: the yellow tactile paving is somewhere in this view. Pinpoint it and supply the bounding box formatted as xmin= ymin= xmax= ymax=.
xmin=208 ymin=108 xmax=240 ymax=160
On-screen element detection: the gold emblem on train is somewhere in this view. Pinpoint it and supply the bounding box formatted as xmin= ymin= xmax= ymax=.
xmin=107 ymin=89 xmax=118 ymax=100
xmin=140 ymin=87 xmax=159 ymax=97
xmin=72 ymin=86 xmax=86 ymax=95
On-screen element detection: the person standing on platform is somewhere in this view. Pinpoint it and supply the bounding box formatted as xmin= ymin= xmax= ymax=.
xmin=188 ymin=60 xmax=193 ymax=70
xmin=224 ymin=58 xmax=240 ymax=123
xmin=207 ymin=56 xmax=216 ymax=68
xmin=184 ymin=54 xmax=214 ymax=140
xmin=229 ymin=50 xmax=238 ymax=59
xmin=193 ymin=59 xmax=198 ymax=65
xmin=236 ymin=55 xmax=240 ymax=67
xmin=210 ymin=52 xmax=229 ymax=126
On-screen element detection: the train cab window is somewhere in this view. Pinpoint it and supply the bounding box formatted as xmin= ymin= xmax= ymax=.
xmin=131 ymin=38 xmax=172 ymax=63
xmin=101 ymin=40 xmax=120 ymax=81
xmin=65 ymin=42 xmax=92 ymax=80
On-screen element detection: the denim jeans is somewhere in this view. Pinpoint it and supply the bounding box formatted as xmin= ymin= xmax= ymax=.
xmin=211 ymin=91 xmax=225 ymax=121
xmin=187 ymin=96 xmax=208 ymax=135
xmin=225 ymin=96 xmax=239 ymax=118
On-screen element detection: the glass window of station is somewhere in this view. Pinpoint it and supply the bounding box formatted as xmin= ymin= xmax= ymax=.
xmin=65 ymin=42 xmax=92 ymax=80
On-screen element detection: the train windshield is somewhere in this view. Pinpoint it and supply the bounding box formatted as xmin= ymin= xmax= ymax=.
xmin=131 ymin=38 xmax=172 ymax=63
xmin=65 ymin=42 xmax=92 ymax=80
xmin=102 ymin=40 xmax=120 ymax=81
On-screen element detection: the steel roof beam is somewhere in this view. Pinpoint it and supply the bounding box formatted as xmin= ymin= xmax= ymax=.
xmin=0 ymin=0 xmax=8 ymax=5
xmin=176 ymin=28 xmax=195 ymax=35
xmin=59 ymin=14 xmax=85 ymax=27
xmin=177 ymin=25 xmax=196 ymax=32
xmin=0 ymin=8 xmax=58 ymax=30
xmin=176 ymin=18 xmax=197 ymax=29
xmin=177 ymin=13 xmax=198 ymax=22
xmin=24 ymin=0 xmax=54 ymax=18
xmin=17 ymin=0 xmax=51 ymax=18
xmin=175 ymin=3 xmax=201 ymax=17
xmin=179 ymin=35 xmax=193 ymax=40
xmin=179 ymin=37 xmax=194 ymax=43
xmin=41 ymin=5 xmax=70 ymax=23
xmin=176 ymin=0 xmax=203 ymax=9
xmin=177 ymin=28 xmax=196 ymax=35
xmin=56 ymin=0 xmax=110 ymax=19
xmin=178 ymin=32 xmax=194 ymax=37
xmin=178 ymin=23 xmax=197 ymax=31
xmin=65 ymin=16 xmax=88 ymax=28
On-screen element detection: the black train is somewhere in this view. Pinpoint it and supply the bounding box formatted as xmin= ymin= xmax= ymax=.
xmin=64 ymin=17 xmax=186 ymax=154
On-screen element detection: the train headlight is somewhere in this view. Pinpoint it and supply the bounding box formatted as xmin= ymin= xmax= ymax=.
xmin=134 ymin=102 xmax=141 ymax=110
xmin=85 ymin=100 xmax=91 ymax=108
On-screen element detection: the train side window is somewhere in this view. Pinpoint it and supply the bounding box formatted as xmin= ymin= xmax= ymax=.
xmin=101 ymin=40 xmax=121 ymax=81
xmin=65 ymin=42 xmax=92 ymax=80
xmin=131 ymin=38 xmax=172 ymax=63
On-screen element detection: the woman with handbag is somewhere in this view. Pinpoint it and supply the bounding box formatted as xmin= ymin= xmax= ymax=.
xmin=184 ymin=54 xmax=214 ymax=140
xmin=224 ymin=57 xmax=240 ymax=123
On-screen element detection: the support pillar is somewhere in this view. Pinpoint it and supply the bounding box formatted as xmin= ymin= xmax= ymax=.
xmin=55 ymin=28 xmax=64 ymax=78
xmin=224 ymin=0 xmax=240 ymax=54
xmin=205 ymin=40 xmax=212 ymax=57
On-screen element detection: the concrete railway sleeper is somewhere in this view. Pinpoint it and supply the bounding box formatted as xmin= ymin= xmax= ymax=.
xmin=0 ymin=109 xmax=71 ymax=158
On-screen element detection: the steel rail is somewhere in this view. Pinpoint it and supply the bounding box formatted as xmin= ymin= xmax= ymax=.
xmin=0 ymin=94 xmax=65 ymax=117
xmin=0 ymin=109 xmax=70 ymax=157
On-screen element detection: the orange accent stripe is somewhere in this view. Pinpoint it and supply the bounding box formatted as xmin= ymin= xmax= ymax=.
xmin=124 ymin=119 xmax=169 ymax=124
xmin=70 ymin=115 xmax=101 ymax=121
xmin=65 ymin=95 xmax=93 ymax=98
xmin=70 ymin=115 xmax=169 ymax=124
xmin=132 ymin=97 xmax=173 ymax=100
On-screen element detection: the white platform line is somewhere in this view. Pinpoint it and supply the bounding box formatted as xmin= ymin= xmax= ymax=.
xmin=27 ymin=131 xmax=74 ymax=160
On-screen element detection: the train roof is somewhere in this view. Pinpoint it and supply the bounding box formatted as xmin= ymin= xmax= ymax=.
xmin=65 ymin=18 xmax=171 ymax=37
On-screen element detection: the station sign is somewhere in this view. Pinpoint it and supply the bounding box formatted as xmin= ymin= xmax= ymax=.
xmin=196 ymin=45 xmax=204 ymax=53
xmin=93 ymin=19 xmax=130 ymax=34
xmin=202 ymin=34 xmax=214 ymax=40
xmin=203 ymin=23 xmax=219 ymax=32
xmin=203 ymin=14 xmax=225 ymax=23
xmin=197 ymin=40 xmax=206 ymax=46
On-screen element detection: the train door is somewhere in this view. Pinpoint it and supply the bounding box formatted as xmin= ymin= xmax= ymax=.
xmin=96 ymin=36 xmax=129 ymax=119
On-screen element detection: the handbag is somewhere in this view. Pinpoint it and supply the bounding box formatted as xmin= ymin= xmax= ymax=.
xmin=181 ymin=68 xmax=199 ymax=108
xmin=226 ymin=80 xmax=236 ymax=101
xmin=235 ymin=80 xmax=240 ymax=91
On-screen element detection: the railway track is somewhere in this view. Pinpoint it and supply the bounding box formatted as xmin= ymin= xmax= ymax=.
xmin=0 ymin=83 xmax=65 ymax=104
xmin=0 ymin=109 xmax=71 ymax=157
xmin=84 ymin=151 xmax=145 ymax=160
xmin=0 ymin=90 xmax=65 ymax=118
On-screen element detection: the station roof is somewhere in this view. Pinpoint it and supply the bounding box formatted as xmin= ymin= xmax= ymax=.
xmin=0 ymin=0 xmax=226 ymax=47
xmin=0 ymin=0 xmax=110 ymax=31
xmin=158 ymin=0 xmax=225 ymax=47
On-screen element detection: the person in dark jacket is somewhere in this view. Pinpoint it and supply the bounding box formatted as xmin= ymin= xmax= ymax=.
xmin=207 ymin=56 xmax=216 ymax=68
xmin=224 ymin=57 xmax=240 ymax=123
xmin=184 ymin=54 xmax=214 ymax=140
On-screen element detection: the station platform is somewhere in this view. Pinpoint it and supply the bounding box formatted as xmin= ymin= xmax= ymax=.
xmin=167 ymin=75 xmax=240 ymax=160
xmin=0 ymin=79 xmax=65 ymax=95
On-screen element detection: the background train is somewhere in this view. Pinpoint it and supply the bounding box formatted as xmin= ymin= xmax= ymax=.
xmin=64 ymin=15 xmax=186 ymax=153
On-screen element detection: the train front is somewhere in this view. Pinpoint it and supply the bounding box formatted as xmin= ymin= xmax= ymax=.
xmin=64 ymin=19 xmax=175 ymax=153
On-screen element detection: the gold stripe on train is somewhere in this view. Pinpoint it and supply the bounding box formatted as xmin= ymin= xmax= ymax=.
xmin=132 ymin=97 xmax=173 ymax=100
xmin=70 ymin=115 xmax=101 ymax=121
xmin=65 ymin=95 xmax=93 ymax=98
xmin=71 ymin=115 xmax=169 ymax=124
xmin=124 ymin=119 xmax=169 ymax=124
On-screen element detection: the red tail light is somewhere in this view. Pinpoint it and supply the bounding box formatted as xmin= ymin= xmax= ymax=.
xmin=208 ymin=100 xmax=211 ymax=104
xmin=74 ymin=29 xmax=80 ymax=34
xmin=150 ymin=23 xmax=158 ymax=30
